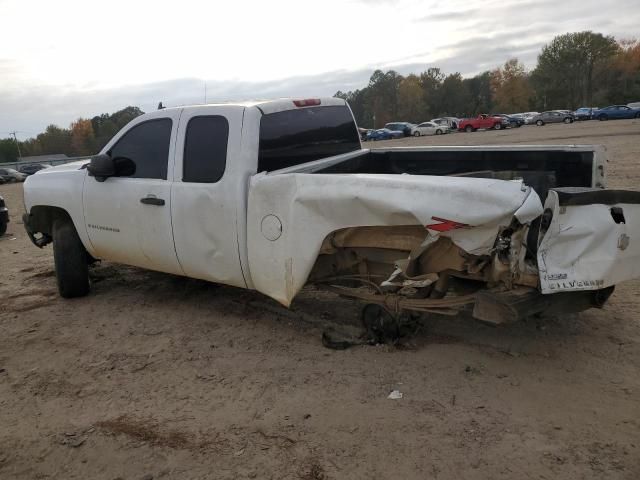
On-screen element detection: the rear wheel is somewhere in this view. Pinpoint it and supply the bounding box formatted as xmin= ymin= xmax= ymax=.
xmin=536 ymin=120 xmax=544 ymax=126
xmin=0 ymin=219 xmax=7 ymax=236
xmin=465 ymin=125 xmax=474 ymax=132
xmin=52 ymin=218 xmax=90 ymax=298
xmin=598 ymin=114 xmax=607 ymax=121
xmin=564 ymin=117 xmax=572 ymax=124
xmin=413 ymin=131 xmax=421 ymax=137
xmin=494 ymin=123 xmax=502 ymax=130
xmin=635 ymin=112 xmax=640 ymax=119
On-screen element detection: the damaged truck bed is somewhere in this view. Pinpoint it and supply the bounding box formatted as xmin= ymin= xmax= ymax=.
xmin=249 ymin=144 xmax=639 ymax=325
xmin=22 ymin=98 xmax=640 ymax=336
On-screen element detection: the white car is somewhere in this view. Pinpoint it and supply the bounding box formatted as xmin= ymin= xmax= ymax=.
xmin=411 ymin=122 xmax=449 ymax=136
xmin=521 ymin=112 xmax=540 ymax=125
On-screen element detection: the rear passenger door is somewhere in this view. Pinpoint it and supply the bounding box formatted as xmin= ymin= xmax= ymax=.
xmin=171 ymin=106 xmax=247 ymax=288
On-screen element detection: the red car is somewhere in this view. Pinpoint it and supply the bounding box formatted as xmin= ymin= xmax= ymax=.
xmin=458 ymin=114 xmax=507 ymax=132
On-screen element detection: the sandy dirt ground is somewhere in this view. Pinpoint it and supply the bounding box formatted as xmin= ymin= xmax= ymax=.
xmin=1 ymin=119 xmax=639 ymax=479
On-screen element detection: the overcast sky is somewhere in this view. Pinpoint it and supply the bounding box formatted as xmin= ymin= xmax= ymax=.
xmin=0 ymin=0 xmax=637 ymax=136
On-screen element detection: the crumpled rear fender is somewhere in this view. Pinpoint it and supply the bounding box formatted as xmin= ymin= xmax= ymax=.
xmin=247 ymin=173 xmax=542 ymax=306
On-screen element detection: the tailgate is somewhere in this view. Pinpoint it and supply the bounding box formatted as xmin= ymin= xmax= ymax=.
xmin=538 ymin=188 xmax=640 ymax=293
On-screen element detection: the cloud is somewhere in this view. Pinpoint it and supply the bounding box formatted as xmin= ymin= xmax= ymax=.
xmin=414 ymin=9 xmax=479 ymax=23
xmin=1 ymin=0 xmax=637 ymax=135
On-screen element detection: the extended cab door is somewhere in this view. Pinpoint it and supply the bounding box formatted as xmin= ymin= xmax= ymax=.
xmin=83 ymin=109 xmax=184 ymax=275
xmin=170 ymin=106 xmax=247 ymax=288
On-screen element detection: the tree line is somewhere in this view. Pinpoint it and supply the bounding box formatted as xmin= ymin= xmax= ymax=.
xmin=0 ymin=106 xmax=144 ymax=163
xmin=2 ymin=31 xmax=638 ymax=163
xmin=336 ymin=31 xmax=640 ymax=127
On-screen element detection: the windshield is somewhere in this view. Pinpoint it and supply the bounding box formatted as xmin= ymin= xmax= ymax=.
xmin=258 ymin=105 xmax=360 ymax=172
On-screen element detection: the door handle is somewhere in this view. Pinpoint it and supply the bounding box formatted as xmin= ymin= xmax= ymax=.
xmin=140 ymin=196 xmax=165 ymax=206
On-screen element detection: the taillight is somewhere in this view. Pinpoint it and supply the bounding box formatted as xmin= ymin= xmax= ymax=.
xmin=293 ymin=99 xmax=321 ymax=107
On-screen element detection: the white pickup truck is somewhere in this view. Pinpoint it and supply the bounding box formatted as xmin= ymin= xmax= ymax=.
xmin=23 ymin=97 xmax=640 ymax=330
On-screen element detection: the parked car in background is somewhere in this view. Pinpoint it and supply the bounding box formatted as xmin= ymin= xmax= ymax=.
xmin=592 ymin=105 xmax=640 ymax=121
xmin=533 ymin=111 xmax=574 ymax=126
xmin=521 ymin=112 xmax=540 ymax=125
xmin=366 ymin=128 xmax=404 ymax=141
xmin=384 ymin=122 xmax=414 ymax=137
xmin=431 ymin=117 xmax=460 ymax=130
xmin=0 ymin=195 xmax=8 ymax=236
xmin=411 ymin=122 xmax=449 ymax=136
xmin=492 ymin=114 xmax=524 ymax=128
xmin=18 ymin=163 xmax=52 ymax=175
xmin=573 ymin=107 xmax=597 ymax=121
xmin=627 ymin=101 xmax=640 ymax=108
xmin=458 ymin=114 xmax=507 ymax=132
xmin=0 ymin=168 xmax=27 ymax=182
xmin=358 ymin=127 xmax=370 ymax=141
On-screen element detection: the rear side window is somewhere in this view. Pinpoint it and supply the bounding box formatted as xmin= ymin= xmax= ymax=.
xmin=109 ymin=118 xmax=172 ymax=179
xmin=258 ymin=105 xmax=360 ymax=172
xmin=183 ymin=116 xmax=229 ymax=183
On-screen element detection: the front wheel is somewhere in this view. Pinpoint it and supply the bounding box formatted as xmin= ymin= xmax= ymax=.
xmin=564 ymin=117 xmax=572 ymax=124
xmin=494 ymin=123 xmax=502 ymax=130
xmin=598 ymin=115 xmax=607 ymax=121
xmin=435 ymin=129 xmax=442 ymax=135
xmin=52 ymin=218 xmax=90 ymax=298
xmin=413 ymin=131 xmax=421 ymax=137
xmin=536 ymin=120 xmax=544 ymax=126
xmin=0 ymin=219 xmax=7 ymax=236
xmin=635 ymin=113 xmax=640 ymax=119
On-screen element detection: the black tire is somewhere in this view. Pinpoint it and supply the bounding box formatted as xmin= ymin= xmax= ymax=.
xmin=435 ymin=129 xmax=442 ymax=135
xmin=598 ymin=114 xmax=607 ymax=121
xmin=0 ymin=220 xmax=7 ymax=237
xmin=9 ymin=177 xmax=17 ymax=183
xmin=52 ymin=218 xmax=90 ymax=298
xmin=413 ymin=131 xmax=421 ymax=137
xmin=536 ymin=120 xmax=544 ymax=126
xmin=635 ymin=113 xmax=640 ymax=119
xmin=564 ymin=117 xmax=572 ymax=124
xmin=494 ymin=123 xmax=502 ymax=130
xmin=465 ymin=125 xmax=474 ymax=132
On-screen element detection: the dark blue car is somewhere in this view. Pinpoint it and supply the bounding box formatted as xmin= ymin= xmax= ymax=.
xmin=592 ymin=105 xmax=640 ymax=121
xmin=365 ymin=128 xmax=404 ymax=141
xmin=573 ymin=107 xmax=597 ymax=120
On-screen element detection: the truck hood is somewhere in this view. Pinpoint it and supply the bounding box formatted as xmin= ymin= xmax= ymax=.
xmin=31 ymin=160 xmax=89 ymax=175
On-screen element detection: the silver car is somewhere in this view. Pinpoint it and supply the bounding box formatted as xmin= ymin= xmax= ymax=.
xmin=533 ymin=111 xmax=575 ymax=126
xmin=0 ymin=167 xmax=28 ymax=182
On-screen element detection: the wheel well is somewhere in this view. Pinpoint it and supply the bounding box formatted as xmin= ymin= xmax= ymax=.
xmin=29 ymin=206 xmax=72 ymax=236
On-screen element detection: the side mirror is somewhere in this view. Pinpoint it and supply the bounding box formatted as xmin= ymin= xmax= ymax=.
xmin=87 ymin=154 xmax=115 ymax=182
xmin=87 ymin=154 xmax=136 ymax=181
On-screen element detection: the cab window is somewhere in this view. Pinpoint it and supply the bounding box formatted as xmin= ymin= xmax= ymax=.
xmin=108 ymin=118 xmax=172 ymax=179
xmin=183 ymin=116 xmax=229 ymax=183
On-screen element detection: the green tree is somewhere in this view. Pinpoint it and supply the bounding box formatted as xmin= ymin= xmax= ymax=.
xmin=531 ymin=31 xmax=619 ymax=109
xmin=365 ymin=70 xmax=402 ymax=127
xmin=0 ymin=138 xmax=20 ymax=163
xmin=464 ymin=71 xmax=494 ymax=115
xmin=438 ymin=73 xmax=472 ymax=117
xmin=419 ymin=67 xmax=445 ymax=118
xmin=35 ymin=125 xmax=73 ymax=156
xmin=491 ymin=59 xmax=531 ymax=112
xmin=397 ymin=74 xmax=426 ymax=122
